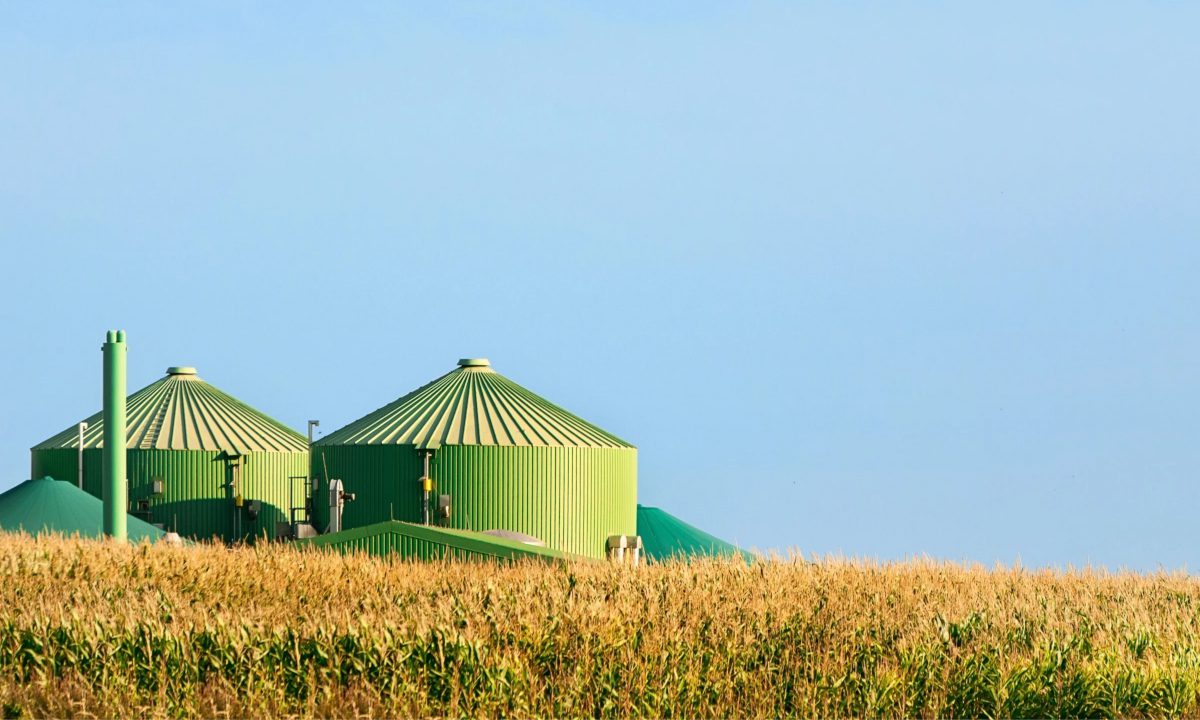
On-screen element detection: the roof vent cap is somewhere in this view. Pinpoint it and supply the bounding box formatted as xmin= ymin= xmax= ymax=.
xmin=457 ymin=358 xmax=490 ymax=368
xmin=166 ymin=366 xmax=197 ymax=376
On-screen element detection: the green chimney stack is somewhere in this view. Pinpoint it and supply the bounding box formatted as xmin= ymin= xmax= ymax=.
xmin=102 ymin=329 xmax=127 ymax=541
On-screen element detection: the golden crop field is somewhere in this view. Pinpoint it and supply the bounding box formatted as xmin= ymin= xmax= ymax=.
xmin=1 ymin=534 xmax=1198 ymax=718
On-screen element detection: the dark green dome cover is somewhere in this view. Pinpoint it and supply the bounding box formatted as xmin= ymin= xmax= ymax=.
xmin=637 ymin=505 xmax=753 ymax=562
xmin=0 ymin=477 xmax=165 ymax=542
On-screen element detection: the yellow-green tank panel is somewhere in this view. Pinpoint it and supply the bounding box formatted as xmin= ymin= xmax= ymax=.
xmin=312 ymin=444 xmax=636 ymax=559
xmin=313 ymin=359 xmax=637 ymax=559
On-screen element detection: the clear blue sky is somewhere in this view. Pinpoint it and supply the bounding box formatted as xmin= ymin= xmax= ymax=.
xmin=2 ymin=3 xmax=1197 ymax=570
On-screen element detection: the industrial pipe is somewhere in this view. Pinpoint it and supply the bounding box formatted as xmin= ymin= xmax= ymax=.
xmin=420 ymin=451 xmax=432 ymax=525
xmin=77 ymin=421 xmax=88 ymax=489
xmin=327 ymin=478 xmax=354 ymax=534
xmin=102 ymin=330 xmax=127 ymax=541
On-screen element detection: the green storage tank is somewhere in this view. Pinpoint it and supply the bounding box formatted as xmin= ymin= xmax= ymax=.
xmin=30 ymin=367 xmax=309 ymax=542
xmin=312 ymin=358 xmax=636 ymax=559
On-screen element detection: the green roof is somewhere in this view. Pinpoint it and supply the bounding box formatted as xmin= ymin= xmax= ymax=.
xmin=637 ymin=505 xmax=754 ymax=562
xmin=0 ymin=477 xmax=166 ymax=542
xmin=317 ymin=358 xmax=633 ymax=449
xmin=33 ymin=367 xmax=307 ymax=454
xmin=298 ymin=520 xmax=592 ymax=562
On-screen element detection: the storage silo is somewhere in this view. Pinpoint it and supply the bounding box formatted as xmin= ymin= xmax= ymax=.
xmin=30 ymin=367 xmax=309 ymax=542
xmin=312 ymin=358 xmax=636 ymax=559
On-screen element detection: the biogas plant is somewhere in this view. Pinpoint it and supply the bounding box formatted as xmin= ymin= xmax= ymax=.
xmin=3 ymin=330 xmax=749 ymax=564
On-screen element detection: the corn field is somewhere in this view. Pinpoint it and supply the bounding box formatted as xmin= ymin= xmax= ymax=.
xmin=1 ymin=534 xmax=1199 ymax=718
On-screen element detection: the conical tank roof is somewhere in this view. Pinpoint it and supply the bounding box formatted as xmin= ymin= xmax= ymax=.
xmin=317 ymin=358 xmax=633 ymax=449
xmin=32 ymin=367 xmax=307 ymax=454
xmin=0 ymin=477 xmax=165 ymax=541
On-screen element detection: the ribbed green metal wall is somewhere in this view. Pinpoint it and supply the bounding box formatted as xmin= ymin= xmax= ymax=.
xmin=310 ymin=444 xmax=420 ymax=531
xmin=311 ymin=526 xmax=462 ymax=560
xmin=32 ymin=448 xmax=309 ymax=542
xmin=311 ymin=444 xmax=635 ymax=558
xmin=435 ymin=445 xmax=635 ymax=558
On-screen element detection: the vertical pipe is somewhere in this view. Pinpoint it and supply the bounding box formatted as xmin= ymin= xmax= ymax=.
xmin=328 ymin=478 xmax=343 ymax=534
xmin=77 ymin=421 xmax=88 ymax=489
xmin=102 ymin=330 xmax=127 ymax=541
xmin=421 ymin=451 xmax=431 ymax=525
xmin=235 ymin=463 xmax=242 ymax=542
xmin=306 ymin=421 xmax=319 ymax=502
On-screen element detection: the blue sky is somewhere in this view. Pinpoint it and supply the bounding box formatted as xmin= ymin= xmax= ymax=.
xmin=1 ymin=3 xmax=1197 ymax=570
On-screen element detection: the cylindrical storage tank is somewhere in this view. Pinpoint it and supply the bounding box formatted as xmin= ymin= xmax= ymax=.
xmin=312 ymin=359 xmax=636 ymax=559
xmin=30 ymin=367 xmax=310 ymax=542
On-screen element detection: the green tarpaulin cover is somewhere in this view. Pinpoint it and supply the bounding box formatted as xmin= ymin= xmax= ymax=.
xmin=0 ymin=476 xmax=165 ymax=542
xmin=637 ymin=504 xmax=754 ymax=562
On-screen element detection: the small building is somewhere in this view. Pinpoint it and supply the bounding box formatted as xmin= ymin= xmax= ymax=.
xmin=30 ymin=367 xmax=309 ymax=542
xmin=298 ymin=520 xmax=587 ymax=562
xmin=313 ymin=358 xmax=636 ymax=559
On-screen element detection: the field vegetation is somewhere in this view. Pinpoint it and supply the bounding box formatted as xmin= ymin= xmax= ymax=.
xmin=1 ymin=534 xmax=1199 ymax=718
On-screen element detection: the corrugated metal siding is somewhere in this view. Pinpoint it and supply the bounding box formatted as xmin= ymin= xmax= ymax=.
xmin=311 ymin=444 xmax=636 ymax=559
xmin=308 ymin=531 xmax=475 ymax=560
xmin=435 ymin=445 xmax=636 ymax=559
xmin=31 ymin=447 xmax=308 ymax=542
xmin=309 ymin=445 xmax=422 ymax=531
xmin=30 ymin=450 xmax=76 ymax=488
xmin=240 ymin=451 xmax=312 ymax=540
